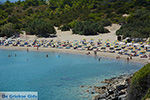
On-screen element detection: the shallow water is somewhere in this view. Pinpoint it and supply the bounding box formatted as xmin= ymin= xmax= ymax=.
xmin=0 ymin=50 xmax=143 ymax=100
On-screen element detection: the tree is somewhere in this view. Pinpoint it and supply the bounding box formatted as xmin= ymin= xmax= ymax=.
xmin=72 ymin=21 xmax=109 ymax=35
xmin=60 ymin=24 xmax=70 ymax=31
xmin=0 ymin=23 xmax=18 ymax=37
xmin=26 ymin=19 xmax=56 ymax=37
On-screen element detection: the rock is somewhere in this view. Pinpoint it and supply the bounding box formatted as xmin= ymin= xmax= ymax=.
xmin=92 ymin=94 xmax=101 ymax=100
xmin=118 ymin=91 xmax=126 ymax=95
xmin=91 ymin=74 xmax=131 ymax=100
xmin=108 ymin=89 xmax=114 ymax=95
xmin=86 ymin=90 xmax=89 ymax=92
xmin=112 ymin=96 xmax=118 ymax=100
xmin=116 ymin=85 xmax=127 ymax=91
xmin=102 ymin=86 xmax=107 ymax=89
xmin=118 ymin=94 xmax=127 ymax=100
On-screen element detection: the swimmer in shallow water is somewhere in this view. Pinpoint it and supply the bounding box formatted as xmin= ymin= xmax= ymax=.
xmin=57 ymin=55 xmax=60 ymax=58
xmin=98 ymin=57 xmax=101 ymax=61
xmin=8 ymin=54 xmax=11 ymax=57
xmin=46 ymin=54 xmax=48 ymax=57
xmin=15 ymin=54 xmax=16 ymax=57
xmin=27 ymin=48 xmax=29 ymax=52
xmin=127 ymin=57 xmax=130 ymax=62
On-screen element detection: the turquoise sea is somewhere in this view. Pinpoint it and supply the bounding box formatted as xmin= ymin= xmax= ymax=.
xmin=0 ymin=50 xmax=143 ymax=100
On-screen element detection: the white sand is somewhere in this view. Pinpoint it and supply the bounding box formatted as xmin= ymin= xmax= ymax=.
xmin=38 ymin=24 xmax=121 ymax=42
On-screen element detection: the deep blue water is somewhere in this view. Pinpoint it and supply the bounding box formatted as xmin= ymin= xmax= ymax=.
xmin=0 ymin=50 xmax=143 ymax=100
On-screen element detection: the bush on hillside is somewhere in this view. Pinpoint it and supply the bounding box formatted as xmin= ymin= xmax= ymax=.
xmin=60 ymin=24 xmax=70 ymax=31
xmin=26 ymin=19 xmax=56 ymax=37
xmin=142 ymin=88 xmax=150 ymax=100
xmin=116 ymin=9 xmax=150 ymax=38
xmin=0 ymin=23 xmax=18 ymax=37
xmin=99 ymin=19 xmax=112 ymax=26
xmin=72 ymin=21 xmax=109 ymax=35
xmin=128 ymin=63 xmax=150 ymax=100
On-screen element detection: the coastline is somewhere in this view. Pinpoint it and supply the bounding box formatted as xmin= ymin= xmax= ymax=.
xmin=0 ymin=46 xmax=148 ymax=64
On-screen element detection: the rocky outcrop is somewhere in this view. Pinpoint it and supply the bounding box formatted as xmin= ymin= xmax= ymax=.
xmin=90 ymin=75 xmax=132 ymax=100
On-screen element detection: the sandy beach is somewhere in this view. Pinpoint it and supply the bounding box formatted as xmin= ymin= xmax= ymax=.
xmin=1 ymin=24 xmax=148 ymax=64
xmin=21 ymin=24 xmax=120 ymax=42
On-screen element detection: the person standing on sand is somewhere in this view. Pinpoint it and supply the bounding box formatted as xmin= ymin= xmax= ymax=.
xmin=129 ymin=54 xmax=132 ymax=59
xmin=94 ymin=51 xmax=97 ymax=56
xmin=86 ymin=52 xmax=90 ymax=55
xmin=37 ymin=46 xmax=39 ymax=51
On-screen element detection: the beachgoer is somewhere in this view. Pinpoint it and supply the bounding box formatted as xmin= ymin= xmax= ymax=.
xmin=98 ymin=57 xmax=101 ymax=61
xmin=127 ymin=57 xmax=129 ymax=61
xmin=130 ymin=56 xmax=132 ymax=59
xmin=46 ymin=54 xmax=48 ymax=57
xmin=8 ymin=55 xmax=11 ymax=57
xmin=27 ymin=48 xmax=29 ymax=52
xmin=86 ymin=52 xmax=90 ymax=55
xmin=116 ymin=55 xmax=120 ymax=59
xmin=37 ymin=46 xmax=39 ymax=50
xmin=15 ymin=54 xmax=16 ymax=57
xmin=94 ymin=51 xmax=97 ymax=56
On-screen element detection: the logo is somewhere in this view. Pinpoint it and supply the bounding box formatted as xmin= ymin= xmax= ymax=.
xmin=0 ymin=92 xmax=38 ymax=100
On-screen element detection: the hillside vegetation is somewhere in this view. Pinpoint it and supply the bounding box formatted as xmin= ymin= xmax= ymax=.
xmin=128 ymin=63 xmax=150 ymax=100
xmin=0 ymin=0 xmax=150 ymax=37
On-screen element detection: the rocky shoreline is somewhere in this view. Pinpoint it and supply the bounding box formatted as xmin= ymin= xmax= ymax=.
xmin=92 ymin=74 xmax=132 ymax=100
xmin=80 ymin=74 xmax=132 ymax=100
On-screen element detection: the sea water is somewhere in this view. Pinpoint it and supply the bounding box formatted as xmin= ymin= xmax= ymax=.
xmin=0 ymin=50 xmax=143 ymax=100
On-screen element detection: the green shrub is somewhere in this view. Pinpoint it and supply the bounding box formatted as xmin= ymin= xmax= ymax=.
xmin=68 ymin=20 xmax=78 ymax=28
xmin=0 ymin=23 xmax=18 ymax=37
xmin=128 ymin=63 xmax=150 ymax=100
xmin=142 ymin=88 xmax=150 ymax=100
xmin=116 ymin=9 xmax=150 ymax=38
xmin=98 ymin=25 xmax=110 ymax=33
xmin=60 ymin=24 xmax=70 ymax=31
xmin=72 ymin=21 xmax=109 ymax=35
xmin=26 ymin=19 xmax=56 ymax=37
xmin=99 ymin=19 xmax=112 ymax=26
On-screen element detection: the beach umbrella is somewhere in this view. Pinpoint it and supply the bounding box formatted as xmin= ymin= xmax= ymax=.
xmin=133 ymin=43 xmax=140 ymax=47
xmin=109 ymin=47 xmax=114 ymax=50
xmin=145 ymin=45 xmax=150 ymax=48
xmin=101 ymin=47 xmax=106 ymax=49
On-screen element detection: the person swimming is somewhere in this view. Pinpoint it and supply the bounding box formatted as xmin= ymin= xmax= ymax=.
xmin=98 ymin=57 xmax=102 ymax=61
xmin=46 ymin=54 xmax=48 ymax=57
xmin=8 ymin=54 xmax=11 ymax=57
xmin=56 ymin=55 xmax=60 ymax=58
xmin=15 ymin=54 xmax=17 ymax=57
